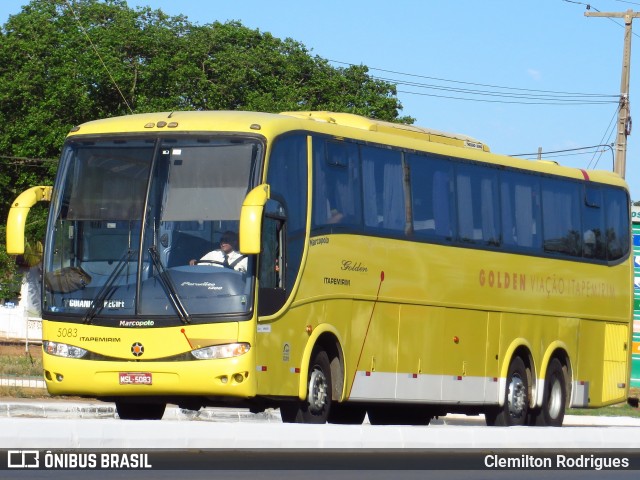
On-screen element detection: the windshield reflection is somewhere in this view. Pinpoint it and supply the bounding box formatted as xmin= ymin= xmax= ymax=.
xmin=43 ymin=136 xmax=262 ymax=323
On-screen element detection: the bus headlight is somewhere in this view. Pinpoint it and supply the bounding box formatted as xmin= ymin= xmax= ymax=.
xmin=43 ymin=341 xmax=88 ymax=359
xmin=191 ymin=343 xmax=250 ymax=360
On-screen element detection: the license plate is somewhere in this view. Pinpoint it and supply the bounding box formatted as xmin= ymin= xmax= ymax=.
xmin=119 ymin=372 xmax=152 ymax=385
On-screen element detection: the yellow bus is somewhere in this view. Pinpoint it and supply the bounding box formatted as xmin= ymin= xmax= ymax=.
xmin=6 ymin=110 xmax=633 ymax=426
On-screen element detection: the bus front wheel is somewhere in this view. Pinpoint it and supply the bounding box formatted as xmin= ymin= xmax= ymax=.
xmin=485 ymin=356 xmax=529 ymax=426
xmin=280 ymin=349 xmax=333 ymax=424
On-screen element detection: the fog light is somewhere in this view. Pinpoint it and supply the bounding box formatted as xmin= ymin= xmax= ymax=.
xmin=56 ymin=374 xmax=64 ymax=382
xmin=233 ymin=374 xmax=244 ymax=383
xmin=220 ymin=376 xmax=228 ymax=384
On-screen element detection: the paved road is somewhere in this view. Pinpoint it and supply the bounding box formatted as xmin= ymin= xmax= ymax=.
xmin=1 ymin=397 xmax=640 ymax=448
xmin=3 ymin=396 xmax=640 ymax=425
xmin=2 ymin=398 xmax=639 ymax=480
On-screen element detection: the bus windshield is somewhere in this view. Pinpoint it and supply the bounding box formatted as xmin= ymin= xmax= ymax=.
xmin=43 ymin=135 xmax=262 ymax=324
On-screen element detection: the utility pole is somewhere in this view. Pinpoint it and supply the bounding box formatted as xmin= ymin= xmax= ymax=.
xmin=585 ymin=9 xmax=640 ymax=179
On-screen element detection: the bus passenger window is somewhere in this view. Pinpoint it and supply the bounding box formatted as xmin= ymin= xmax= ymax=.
xmin=542 ymin=179 xmax=581 ymax=257
xmin=407 ymin=154 xmax=454 ymax=241
xmin=582 ymin=186 xmax=606 ymax=260
xmin=312 ymin=140 xmax=361 ymax=229
xmin=361 ymin=146 xmax=405 ymax=232
xmin=455 ymin=164 xmax=500 ymax=246
xmin=604 ymin=188 xmax=630 ymax=261
xmin=500 ymin=172 xmax=541 ymax=251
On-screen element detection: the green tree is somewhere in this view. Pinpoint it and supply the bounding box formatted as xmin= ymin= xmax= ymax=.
xmin=0 ymin=226 xmax=22 ymax=302
xmin=0 ymin=0 xmax=412 ymax=299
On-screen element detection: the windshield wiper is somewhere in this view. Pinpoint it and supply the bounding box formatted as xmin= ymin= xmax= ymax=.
xmin=83 ymin=249 xmax=134 ymax=324
xmin=148 ymin=245 xmax=190 ymax=324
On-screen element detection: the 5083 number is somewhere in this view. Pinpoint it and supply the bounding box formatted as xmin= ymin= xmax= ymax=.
xmin=57 ymin=327 xmax=78 ymax=338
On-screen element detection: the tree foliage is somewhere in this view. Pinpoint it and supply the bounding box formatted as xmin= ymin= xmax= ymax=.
xmin=0 ymin=0 xmax=413 ymax=298
xmin=0 ymin=226 xmax=22 ymax=302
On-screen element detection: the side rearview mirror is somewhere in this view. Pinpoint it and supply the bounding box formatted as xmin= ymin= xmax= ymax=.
xmin=239 ymin=184 xmax=270 ymax=254
xmin=6 ymin=186 xmax=52 ymax=255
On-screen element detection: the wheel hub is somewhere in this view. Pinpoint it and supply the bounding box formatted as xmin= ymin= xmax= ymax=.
xmin=507 ymin=375 xmax=527 ymax=418
xmin=547 ymin=378 xmax=563 ymax=419
xmin=308 ymin=368 xmax=328 ymax=413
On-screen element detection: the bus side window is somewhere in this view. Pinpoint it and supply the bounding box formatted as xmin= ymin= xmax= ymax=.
xmin=604 ymin=187 xmax=630 ymax=261
xmin=455 ymin=163 xmax=500 ymax=246
xmin=500 ymin=171 xmax=541 ymax=252
xmin=312 ymin=140 xmax=361 ymax=229
xmin=258 ymin=213 xmax=286 ymax=316
xmin=407 ymin=153 xmax=454 ymax=241
xmin=583 ymin=186 xmax=606 ymax=260
xmin=542 ymin=178 xmax=582 ymax=257
xmin=361 ymin=146 xmax=405 ymax=232
xmin=266 ymin=133 xmax=308 ymax=296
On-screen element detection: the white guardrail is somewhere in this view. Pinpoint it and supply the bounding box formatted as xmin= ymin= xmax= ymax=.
xmin=0 ymin=304 xmax=41 ymax=345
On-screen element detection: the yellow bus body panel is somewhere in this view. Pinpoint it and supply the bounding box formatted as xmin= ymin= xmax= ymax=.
xmin=254 ymin=232 xmax=631 ymax=407
xmin=42 ymin=320 xmax=257 ymax=398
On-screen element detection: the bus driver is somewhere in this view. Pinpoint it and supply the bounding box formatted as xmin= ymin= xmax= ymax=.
xmin=189 ymin=231 xmax=248 ymax=272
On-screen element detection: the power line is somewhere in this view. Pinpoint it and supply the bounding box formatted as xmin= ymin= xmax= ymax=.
xmin=376 ymin=76 xmax=615 ymax=102
xmin=510 ymin=144 xmax=614 ymax=157
xmin=63 ymin=0 xmax=134 ymax=114
xmin=563 ymin=0 xmax=640 ymax=38
xmin=540 ymin=149 xmax=611 ymax=158
xmin=330 ymin=59 xmax=618 ymax=105
xmin=0 ymin=155 xmax=59 ymax=171
xmin=0 ymin=155 xmax=58 ymax=164
xmin=612 ymin=0 xmax=640 ymax=7
xmin=395 ymin=89 xmax=615 ymax=105
xmin=510 ymin=144 xmax=615 ymax=170
xmin=588 ymin=105 xmax=619 ymax=168
xmin=330 ymin=59 xmax=616 ymax=98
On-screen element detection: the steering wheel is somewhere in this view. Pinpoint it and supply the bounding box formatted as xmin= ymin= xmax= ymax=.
xmin=195 ymin=259 xmax=228 ymax=268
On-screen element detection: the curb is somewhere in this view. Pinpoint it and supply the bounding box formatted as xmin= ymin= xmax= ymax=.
xmin=0 ymin=399 xmax=282 ymax=422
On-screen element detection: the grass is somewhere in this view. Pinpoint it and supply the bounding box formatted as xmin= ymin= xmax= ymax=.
xmin=572 ymin=402 xmax=640 ymax=418
xmin=0 ymin=350 xmax=43 ymax=377
xmin=0 ymin=342 xmax=49 ymax=398
xmin=569 ymin=387 xmax=640 ymax=418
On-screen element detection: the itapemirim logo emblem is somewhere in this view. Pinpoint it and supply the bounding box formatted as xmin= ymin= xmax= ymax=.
xmin=131 ymin=342 xmax=144 ymax=357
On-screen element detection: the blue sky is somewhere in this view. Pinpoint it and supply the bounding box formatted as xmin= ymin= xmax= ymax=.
xmin=2 ymin=0 xmax=640 ymax=200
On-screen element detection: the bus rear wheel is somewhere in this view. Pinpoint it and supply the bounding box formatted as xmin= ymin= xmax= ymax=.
xmin=115 ymin=401 xmax=166 ymax=420
xmin=529 ymin=358 xmax=566 ymax=427
xmin=486 ymin=356 xmax=529 ymax=426
xmin=280 ymin=349 xmax=333 ymax=424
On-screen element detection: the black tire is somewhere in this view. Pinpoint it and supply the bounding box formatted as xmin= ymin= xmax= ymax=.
xmin=529 ymin=358 xmax=566 ymax=427
xmin=367 ymin=405 xmax=432 ymax=426
xmin=328 ymin=403 xmax=367 ymax=425
xmin=279 ymin=349 xmax=333 ymax=424
xmin=279 ymin=401 xmax=301 ymax=423
xmin=485 ymin=356 xmax=529 ymax=426
xmin=115 ymin=401 xmax=166 ymax=420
